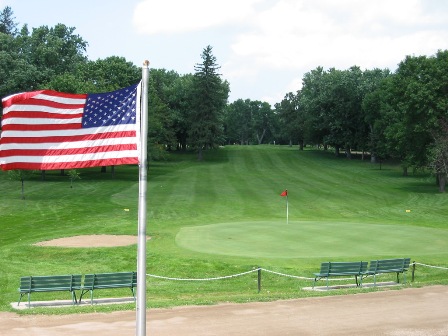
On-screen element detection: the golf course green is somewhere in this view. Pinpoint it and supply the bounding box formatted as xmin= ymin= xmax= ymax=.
xmin=176 ymin=221 xmax=448 ymax=258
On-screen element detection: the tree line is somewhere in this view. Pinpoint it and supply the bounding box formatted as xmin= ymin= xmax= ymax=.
xmin=1 ymin=6 xmax=448 ymax=191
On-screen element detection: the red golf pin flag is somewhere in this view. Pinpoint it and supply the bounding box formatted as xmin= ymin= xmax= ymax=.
xmin=280 ymin=189 xmax=288 ymax=224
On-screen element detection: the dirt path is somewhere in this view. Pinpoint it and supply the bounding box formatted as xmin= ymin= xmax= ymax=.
xmin=1 ymin=285 xmax=447 ymax=336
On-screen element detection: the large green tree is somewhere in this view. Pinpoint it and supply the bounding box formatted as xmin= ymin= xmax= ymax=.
xmin=380 ymin=52 xmax=448 ymax=177
xmin=189 ymin=45 xmax=229 ymax=160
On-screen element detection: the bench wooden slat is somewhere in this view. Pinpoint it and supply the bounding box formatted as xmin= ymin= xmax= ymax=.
xmin=18 ymin=274 xmax=82 ymax=306
xmin=313 ymin=261 xmax=368 ymax=289
xmin=80 ymin=272 xmax=137 ymax=304
xmin=363 ymin=258 xmax=411 ymax=286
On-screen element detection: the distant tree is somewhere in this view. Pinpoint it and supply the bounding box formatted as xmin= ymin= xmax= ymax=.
xmin=380 ymin=52 xmax=448 ymax=176
xmin=164 ymin=72 xmax=195 ymax=151
xmin=224 ymin=99 xmax=252 ymax=145
xmin=275 ymin=92 xmax=305 ymax=147
xmin=299 ymin=67 xmax=330 ymax=149
xmin=360 ymin=68 xmax=390 ymax=162
xmin=428 ymin=119 xmax=448 ymax=192
xmin=250 ymin=100 xmax=274 ymax=145
xmin=189 ymin=45 xmax=229 ymax=160
xmin=7 ymin=170 xmax=34 ymax=199
xmin=67 ymin=169 xmax=81 ymax=188
xmin=0 ymin=6 xmax=18 ymax=36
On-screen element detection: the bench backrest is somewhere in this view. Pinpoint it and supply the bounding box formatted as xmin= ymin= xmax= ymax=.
xmin=320 ymin=261 xmax=368 ymax=275
xmin=368 ymin=258 xmax=411 ymax=272
xmin=83 ymin=272 xmax=136 ymax=289
xmin=19 ymin=275 xmax=82 ymax=292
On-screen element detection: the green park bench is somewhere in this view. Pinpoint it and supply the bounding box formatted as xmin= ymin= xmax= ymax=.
xmin=313 ymin=261 xmax=368 ymax=289
xmin=79 ymin=271 xmax=137 ymax=304
xmin=18 ymin=274 xmax=82 ymax=306
xmin=362 ymin=258 xmax=411 ymax=286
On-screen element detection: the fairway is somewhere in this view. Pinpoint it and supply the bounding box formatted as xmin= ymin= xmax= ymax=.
xmin=1 ymin=145 xmax=447 ymax=311
xmin=176 ymin=221 xmax=448 ymax=258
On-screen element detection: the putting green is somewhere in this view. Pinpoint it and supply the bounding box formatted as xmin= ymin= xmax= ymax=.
xmin=176 ymin=221 xmax=448 ymax=258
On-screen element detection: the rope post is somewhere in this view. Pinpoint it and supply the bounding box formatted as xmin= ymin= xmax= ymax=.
xmin=412 ymin=261 xmax=416 ymax=282
xmin=257 ymin=267 xmax=261 ymax=293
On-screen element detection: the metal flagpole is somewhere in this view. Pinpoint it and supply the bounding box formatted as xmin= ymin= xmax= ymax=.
xmin=136 ymin=60 xmax=150 ymax=336
xmin=286 ymin=193 xmax=289 ymax=225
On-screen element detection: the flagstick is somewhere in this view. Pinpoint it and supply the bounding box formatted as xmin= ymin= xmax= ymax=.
xmin=136 ymin=60 xmax=150 ymax=336
xmin=286 ymin=194 xmax=289 ymax=225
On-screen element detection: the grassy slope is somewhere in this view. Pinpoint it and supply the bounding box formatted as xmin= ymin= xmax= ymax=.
xmin=0 ymin=145 xmax=447 ymax=313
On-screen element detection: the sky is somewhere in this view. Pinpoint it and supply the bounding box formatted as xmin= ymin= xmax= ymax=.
xmin=2 ymin=0 xmax=448 ymax=105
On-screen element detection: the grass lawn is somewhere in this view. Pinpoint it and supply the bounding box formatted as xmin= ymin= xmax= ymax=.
xmin=0 ymin=145 xmax=447 ymax=314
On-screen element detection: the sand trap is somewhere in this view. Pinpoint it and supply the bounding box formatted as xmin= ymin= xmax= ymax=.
xmin=34 ymin=235 xmax=150 ymax=248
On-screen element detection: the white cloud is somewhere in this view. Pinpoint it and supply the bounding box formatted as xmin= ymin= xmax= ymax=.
xmin=133 ymin=0 xmax=261 ymax=34
xmin=228 ymin=0 xmax=448 ymax=78
xmin=132 ymin=0 xmax=448 ymax=104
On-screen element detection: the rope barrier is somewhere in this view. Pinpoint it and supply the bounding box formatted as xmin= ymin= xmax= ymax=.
xmin=146 ymin=268 xmax=259 ymax=281
xmin=259 ymin=268 xmax=313 ymax=280
xmin=145 ymin=262 xmax=447 ymax=283
xmin=413 ymin=262 xmax=448 ymax=270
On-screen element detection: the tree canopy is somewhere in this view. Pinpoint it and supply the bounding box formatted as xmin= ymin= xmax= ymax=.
xmin=2 ymin=5 xmax=448 ymax=191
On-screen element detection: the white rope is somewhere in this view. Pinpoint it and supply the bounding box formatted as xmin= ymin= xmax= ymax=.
xmin=145 ymin=262 xmax=448 ymax=283
xmin=146 ymin=268 xmax=259 ymax=281
xmin=413 ymin=262 xmax=448 ymax=270
xmin=260 ymin=268 xmax=314 ymax=280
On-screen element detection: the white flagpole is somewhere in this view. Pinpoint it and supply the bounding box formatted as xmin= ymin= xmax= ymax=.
xmin=136 ymin=60 xmax=150 ymax=336
xmin=286 ymin=194 xmax=289 ymax=225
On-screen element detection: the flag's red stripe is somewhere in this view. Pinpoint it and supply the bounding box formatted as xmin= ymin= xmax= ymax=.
xmin=0 ymin=144 xmax=137 ymax=158
xmin=2 ymin=111 xmax=84 ymax=120
xmin=0 ymin=157 xmax=139 ymax=171
xmin=0 ymin=130 xmax=136 ymax=144
xmin=1 ymin=123 xmax=82 ymax=131
xmin=7 ymin=99 xmax=85 ymax=110
xmin=2 ymin=91 xmax=45 ymax=107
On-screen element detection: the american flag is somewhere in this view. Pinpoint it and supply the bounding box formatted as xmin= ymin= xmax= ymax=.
xmin=0 ymin=83 xmax=141 ymax=171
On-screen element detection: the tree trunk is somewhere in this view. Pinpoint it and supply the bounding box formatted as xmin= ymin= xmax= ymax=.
xmin=345 ymin=147 xmax=352 ymax=159
xmin=256 ymin=129 xmax=266 ymax=145
xmin=21 ymin=179 xmax=25 ymax=200
xmin=335 ymin=146 xmax=340 ymax=157
xmin=402 ymin=166 xmax=408 ymax=176
xmin=371 ymin=153 xmax=377 ymax=164
xmin=437 ymin=173 xmax=446 ymax=192
xmin=197 ymin=147 xmax=203 ymax=161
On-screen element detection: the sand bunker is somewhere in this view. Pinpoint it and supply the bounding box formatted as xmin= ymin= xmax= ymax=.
xmin=34 ymin=235 xmax=150 ymax=248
